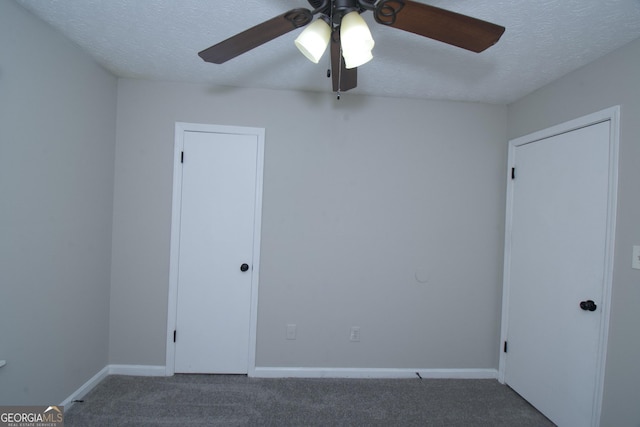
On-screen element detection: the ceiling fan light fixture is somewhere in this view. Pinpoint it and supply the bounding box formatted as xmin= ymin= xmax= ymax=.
xmin=294 ymin=18 xmax=331 ymax=63
xmin=342 ymin=48 xmax=373 ymax=69
xmin=340 ymin=10 xmax=375 ymax=68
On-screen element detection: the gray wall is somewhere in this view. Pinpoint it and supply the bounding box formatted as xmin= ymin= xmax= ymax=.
xmin=110 ymin=80 xmax=508 ymax=369
xmin=0 ymin=1 xmax=117 ymax=405
xmin=508 ymin=37 xmax=640 ymax=427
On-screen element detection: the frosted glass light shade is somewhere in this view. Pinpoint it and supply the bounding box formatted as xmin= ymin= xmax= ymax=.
xmin=340 ymin=11 xmax=374 ymax=68
xmin=294 ymin=19 xmax=331 ymax=63
xmin=342 ymin=48 xmax=373 ymax=69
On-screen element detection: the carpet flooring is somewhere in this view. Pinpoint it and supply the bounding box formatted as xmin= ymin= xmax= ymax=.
xmin=64 ymin=375 xmax=555 ymax=426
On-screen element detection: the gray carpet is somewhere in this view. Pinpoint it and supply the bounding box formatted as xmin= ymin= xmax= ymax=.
xmin=64 ymin=375 xmax=555 ymax=426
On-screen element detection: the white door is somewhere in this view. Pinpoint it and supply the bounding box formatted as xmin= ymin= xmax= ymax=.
xmin=502 ymin=115 xmax=617 ymax=426
xmin=174 ymin=128 xmax=260 ymax=374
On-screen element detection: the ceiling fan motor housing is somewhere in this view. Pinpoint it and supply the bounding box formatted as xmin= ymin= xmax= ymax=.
xmin=334 ymin=0 xmax=359 ymax=12
xmin=308 ymin=0 xmax=374 ymax=19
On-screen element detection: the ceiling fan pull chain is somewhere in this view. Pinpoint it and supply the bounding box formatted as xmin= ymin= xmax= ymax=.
xmin=327 ymin=0 xmax=334 ymax=83
xmin=336 ymin=0 xmax=342 ymax=101
xmin=337 ymin=44 xmax=343 ymax=100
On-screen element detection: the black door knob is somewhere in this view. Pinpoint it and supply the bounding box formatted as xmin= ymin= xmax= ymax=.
xmin=579 ymin=300 xmax=597 ymax=311
xmin=240 ymin=263 xmax=249 ymax=272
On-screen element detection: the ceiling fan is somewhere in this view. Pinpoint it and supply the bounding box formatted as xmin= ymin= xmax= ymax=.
xmin=198 ymin=0 xmax=505 ymax=96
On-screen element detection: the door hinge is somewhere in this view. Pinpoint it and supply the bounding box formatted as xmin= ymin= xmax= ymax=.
xmin=173 ymin=330 xmax=177 ymax=343
xmin=503 ymin=341 xmax=508 ymax=353
xmin=511 ymin=167 xmax=515 ymax=180
xmin=181 ymin=151 xmax=184 ymax=164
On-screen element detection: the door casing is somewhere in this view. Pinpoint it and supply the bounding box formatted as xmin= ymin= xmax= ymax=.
xmin=166 ymin=122 xmax=265 ymax=376
xmin=498 ymin=106 xmax=619 ymax=427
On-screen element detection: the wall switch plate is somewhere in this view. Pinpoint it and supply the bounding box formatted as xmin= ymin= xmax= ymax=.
xmin=633 ymin=246 xmax=640 ymax=270
xmin=286 ymin=324 xmax=296 ymax=340
xmin=349 ymin=326 xmax=360 ymax=342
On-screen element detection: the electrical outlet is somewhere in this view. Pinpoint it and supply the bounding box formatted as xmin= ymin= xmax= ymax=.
xmin=349 ymin=326 xmax=360 ymax=342
xmin=633 ymin=246 xmax=640 ymax=270
xmin=286 ymin=324 xmax=296 ymax=340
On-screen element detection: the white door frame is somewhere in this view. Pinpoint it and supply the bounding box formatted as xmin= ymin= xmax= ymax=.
xmin=498 ymin=106 xmax=619 ymax=426
xmin=165 ymin=122 xmax=265 ymax=376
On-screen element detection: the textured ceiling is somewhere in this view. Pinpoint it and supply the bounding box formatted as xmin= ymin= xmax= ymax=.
xmin=15 ymin=0 xmax=640 ymax=104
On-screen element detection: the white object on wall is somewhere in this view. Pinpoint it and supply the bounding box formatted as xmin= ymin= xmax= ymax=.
xmin=632 ymin=246 xmax=640 ymax=270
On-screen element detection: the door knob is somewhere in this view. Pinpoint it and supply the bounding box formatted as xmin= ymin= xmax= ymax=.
xmin=579 ymin=300 xmax=597 ymax=312
xmin=240 ymin=263 xmax=249 ymax=272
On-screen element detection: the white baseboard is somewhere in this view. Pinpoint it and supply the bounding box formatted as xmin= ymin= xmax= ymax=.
xmin=61 ymin=364 xmax=496 ymax=408
xmin=252 ymin=367 xmax=498 ymax=379
xmin=60 ymin=365 xmax=167 ymax=409
xmin=108 ymin=364 xmax=167 ymax=376
xmin=60 ymin=365 xmax=110 ymax=409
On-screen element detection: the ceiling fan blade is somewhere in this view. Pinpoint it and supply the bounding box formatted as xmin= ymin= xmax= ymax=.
xmin=331 ymin=31 xmax=357 ymax=92
xmin=375 ymin=0 xmax=505 ymax=53
xmin=199 ymin=9 xmax=313 ymax=64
